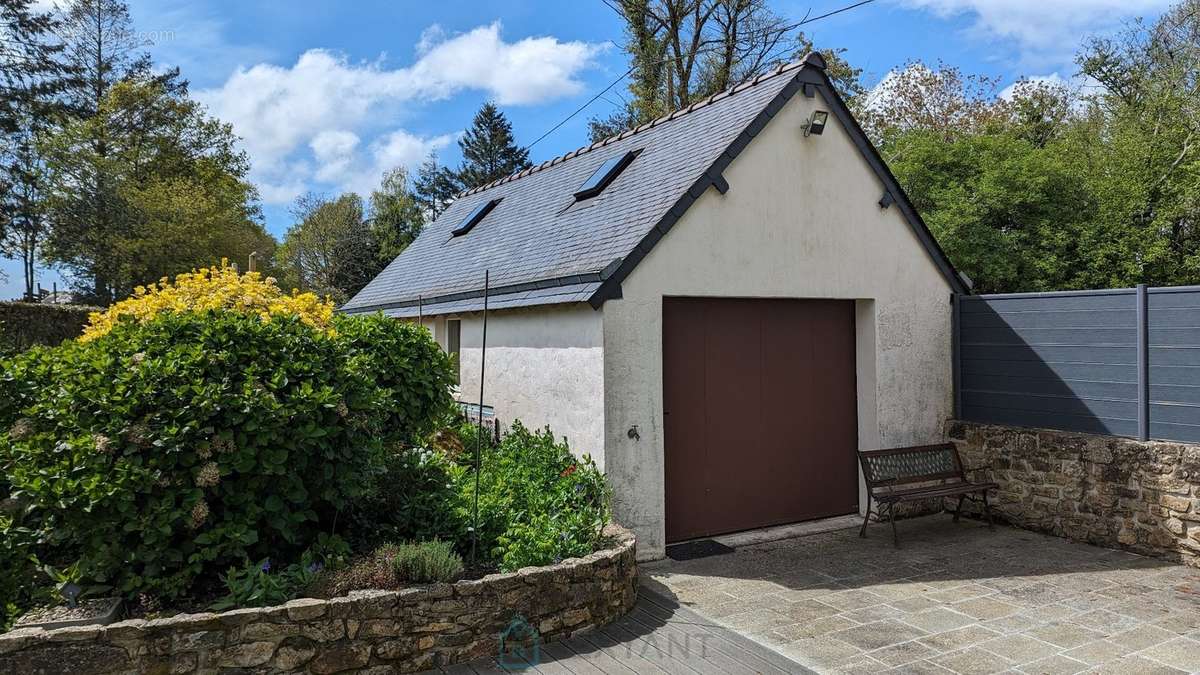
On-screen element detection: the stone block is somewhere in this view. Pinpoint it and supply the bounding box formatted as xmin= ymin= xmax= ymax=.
xmin=285 ymin=598 xmax=327 ymax=621
xmin=309 ymin=642 xmax=371 ymax=674
xmin=216 ymin=641 xmax=275 ymax=668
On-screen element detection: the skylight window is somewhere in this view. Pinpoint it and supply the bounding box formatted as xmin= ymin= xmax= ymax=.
xmin=451 ymin=198 xmax=500 ymax=237
xmin=574 ymin=150 xmax=638 ymax=200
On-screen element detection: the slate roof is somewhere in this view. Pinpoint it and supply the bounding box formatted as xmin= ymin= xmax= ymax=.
xmin=342 ymin=53 xmax=965 ymax=317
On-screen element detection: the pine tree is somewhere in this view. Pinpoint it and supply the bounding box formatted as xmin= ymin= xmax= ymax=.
xmin=456 ymin=102 xmax=531 ymax=190
xmin=412 ymin=152 xmax=460 ymax=219
xmin=1 ymin=0 xmax=67 ymax=299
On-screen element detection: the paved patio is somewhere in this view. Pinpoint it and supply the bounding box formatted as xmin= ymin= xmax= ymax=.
xmin=642 ymin=515 xmax=1200 ymax=674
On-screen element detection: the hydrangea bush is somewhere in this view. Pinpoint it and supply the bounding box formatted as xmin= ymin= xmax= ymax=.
xmin=0 ymin=267 xmax=454 ymax=602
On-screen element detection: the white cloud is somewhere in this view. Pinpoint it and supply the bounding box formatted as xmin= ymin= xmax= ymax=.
xmin=895 ymin=0 xmax=1170 ymax=60
xmin=197 ymin=22 xmax=601 ymax=205
xmin=338 ymin=130 xmax=456 ymax=198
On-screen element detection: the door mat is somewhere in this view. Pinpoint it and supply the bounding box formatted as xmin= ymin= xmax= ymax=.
xmin=666 ymin=539 xmax=735 ymax=561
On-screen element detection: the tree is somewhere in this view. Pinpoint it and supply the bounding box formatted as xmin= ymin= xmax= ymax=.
xmin=57 ymin=0 xmax=180 ymax=118
xmin=1 ymin=0 xmax=67 ymax=298
xmin=0 ymin=0 xmax=65 ymax=133
xmin=41 ymin=79 xmax=265 ymax=302
xmin=1073 ymin=1 xmax=1200 ymax=287
xmin=413 ymin=152 xmax=460 ymax=219
xmin=278 ymin=193 xmax=380 ymax=303
xmin=859 ymin=61 xmax=1010 ymax=152
xmin=369 ymin=167 xmax=424 ymax=262
xmin=456 ymin=102 xmax=531 ymax=190
xmin=588 ymin=0 xmax=862 ymax=142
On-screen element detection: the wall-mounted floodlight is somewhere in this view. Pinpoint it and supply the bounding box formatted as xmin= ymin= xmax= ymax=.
xmin=804 ymin=110 xmax=829 ymax=137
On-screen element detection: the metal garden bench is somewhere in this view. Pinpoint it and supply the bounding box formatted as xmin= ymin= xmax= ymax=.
xmin=858 ymin=443 xmax=998 ymax=546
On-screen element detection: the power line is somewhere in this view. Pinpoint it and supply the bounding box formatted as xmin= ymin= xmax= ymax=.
xmin=526 ymin=0 xmax=876 ymax=150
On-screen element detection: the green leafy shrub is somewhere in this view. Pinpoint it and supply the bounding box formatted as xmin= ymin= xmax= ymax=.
xmin=0 ymin=510 xmax=40 ymax=630
xmin=351 ymin=446 xmax=465 ymax=550
xmin=463 ymin=422 xmax=610 ymax=571
xmin=0 ymin=302 xmax=98 ymax=352
xmin=391 ymin=541 xmax=463 ymax=583
xmin=0 ymin=310 xmax=454 ymax=602
xmin=333 ymin=313 xmax=457 ymax=444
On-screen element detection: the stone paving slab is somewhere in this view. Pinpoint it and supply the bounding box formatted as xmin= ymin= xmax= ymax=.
xmin=642 ymin=515 xmax=1200 ymax=674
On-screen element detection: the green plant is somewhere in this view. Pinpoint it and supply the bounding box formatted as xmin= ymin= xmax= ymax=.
xmin=332 ymin=313 xmax=456 ymax=445
xmin=461 ymin=422 xmax=611 ymax=571
xmin=351 ymin=445 xmax=465 ymax=550
xmin=0 ymin=511 xmax=40 ymax=631
xmin=391 ymin=541 xmax=464 ymax=583
xmin=0 ymin=309 xmax=453 ymax=602
xmin=211 ymin=555 xmax=321 ymax=610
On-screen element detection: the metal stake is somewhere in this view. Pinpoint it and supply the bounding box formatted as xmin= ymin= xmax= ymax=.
xmin=470 ymin=271 xmax=489 ymax=567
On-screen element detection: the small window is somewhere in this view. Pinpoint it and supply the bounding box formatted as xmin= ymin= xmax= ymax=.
xmin=447 ymin=319 xmax=461 ymax=384
xmin=574 ymin=151 xmax=637 ymax=200
xmin=451 ymin=199 xmax=500 ymax=237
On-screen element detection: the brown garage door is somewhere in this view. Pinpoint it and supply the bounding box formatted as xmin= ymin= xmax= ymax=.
xmin=663 ymin=297 xmax=858 ymax=543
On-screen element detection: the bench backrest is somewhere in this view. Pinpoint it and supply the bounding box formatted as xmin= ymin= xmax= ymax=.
xmin=859 ymin=443 xmax=965 ymax=489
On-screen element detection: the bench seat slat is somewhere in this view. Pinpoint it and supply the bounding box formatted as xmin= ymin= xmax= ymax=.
xmin=874 ymin=481 xmax=999 ymax=503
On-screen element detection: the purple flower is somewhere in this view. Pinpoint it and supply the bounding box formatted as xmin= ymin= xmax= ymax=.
xmin=307 ymin=562 xmax=323 ymax=574
xmin=260 ymin=559 xmax=271 ymax=573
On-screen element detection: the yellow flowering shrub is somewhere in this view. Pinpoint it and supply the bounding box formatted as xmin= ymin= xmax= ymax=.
xmin=81 ymin=263 xmax=334 ymax=342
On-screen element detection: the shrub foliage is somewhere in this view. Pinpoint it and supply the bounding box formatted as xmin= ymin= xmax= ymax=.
xmin=0 ymin=302 xmax=98 ymax=352
xmin=465 ymin=422 xmax=610 ymax=571
xmin=0 ymin=264 xmax=611 ymax=616
xmin=391 ymin=540 xmax=463 ymax=583
xmin=0 ymin=268 xmax=454 ymax=603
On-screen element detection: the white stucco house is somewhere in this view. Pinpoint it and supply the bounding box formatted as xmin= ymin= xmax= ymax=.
xmin=342 ymin=53 xmax=969 ymax=561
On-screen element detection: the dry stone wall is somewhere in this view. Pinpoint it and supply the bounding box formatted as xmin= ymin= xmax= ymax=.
xmin=949 ymin=421 xmax=1200 ymax=566
xmin=0 ymin=525 xmax=636 ymax=674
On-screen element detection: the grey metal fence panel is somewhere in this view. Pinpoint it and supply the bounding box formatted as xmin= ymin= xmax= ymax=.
xmin=956 ymin=284 xmax=1200 ymax=443
xmin=1147 ymin=287 xmax=1200 ymax=442
xmin=956 ymin=288 xmax=1142 ymax=439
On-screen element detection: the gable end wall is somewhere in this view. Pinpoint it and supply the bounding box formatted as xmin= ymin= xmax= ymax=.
xmin=602 ymin=84 xmax=954 ymax=559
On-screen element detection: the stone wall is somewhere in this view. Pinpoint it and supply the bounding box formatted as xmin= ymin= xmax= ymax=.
xmin=0 ymin=525 xmax=636 ymax=674
xmin=949 ymin=421 xmax=1200 ymax=566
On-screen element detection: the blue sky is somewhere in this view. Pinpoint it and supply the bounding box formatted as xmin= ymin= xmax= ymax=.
xmin=10 ymin=0 xmax=1170 ymax=299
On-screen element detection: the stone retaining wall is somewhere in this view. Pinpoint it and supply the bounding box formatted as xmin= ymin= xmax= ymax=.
xmin=0 ymin=525 xmax=636 ymax=674
xmin=949 ymin=421 xmax=1200 ymax=566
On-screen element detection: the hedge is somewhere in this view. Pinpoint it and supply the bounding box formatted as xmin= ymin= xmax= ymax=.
xmin=0 ymin=302 xmax=99 ymax=351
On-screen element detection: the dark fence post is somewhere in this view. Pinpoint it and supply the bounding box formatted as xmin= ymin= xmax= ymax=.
xmin=952 ymin=293 xmax=962 ymax=419
xmin=1136 ymin=283 xmax=1149 ymax=441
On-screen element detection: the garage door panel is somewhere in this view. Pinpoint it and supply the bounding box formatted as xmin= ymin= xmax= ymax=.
xmin=757 ymin=302 xmax=820 ymax=525
xmin=664 ymin=297 xmax=858 ymax=543
xmin=662 ymin=299 xmax=711 ymax=542
xmin=702 ymin=299 xmax=766 ymax=536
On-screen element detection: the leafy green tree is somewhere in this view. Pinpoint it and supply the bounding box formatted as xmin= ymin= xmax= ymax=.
xmin=278 ymin=193 xmax=379 ymax=303
xmin=1073 ymin=1 xmax=1200 ymax=287
xmin=369 ymin=167 xmax=424 ymax=262
xmin=0 ymin=0 xmax=65 ymax=133
xmin=456 ymin=102 xmax=531 ymax=190
xmin=57 ymin=0 xmax=181 ymax=118
xmin=889 ymin=130 xmax=1093 ymax=293
xmin=41 ymin=79 xmax=264 ymax=302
